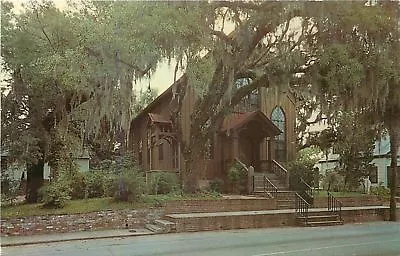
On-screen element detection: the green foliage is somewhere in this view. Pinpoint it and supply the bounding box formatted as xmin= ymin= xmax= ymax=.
xmin=0 ymin=168 xmax=20 ymax=206
xmin=148 ymin=172 xmax=179 ymax=195
xmin=371 ymin=185 xmax=390 ymax=198
xmin=111 ymin=169 xmax=146 ymax=202
xmin=227 ymin=162 xmax=248 ymax=194
xmin=332 ymin=112 xmax=376 ymax=190
xmin=321 ymin=170 xmax=345 ymax=192
xmin=91 ymin=153 xmax=146 ymax=202
xmin=208 ymin=179 xmax=224 ymax=193
xmin=39 ymin=179 xmax=72 ymax=208
xmin=69 ymin=172 xmax=86 ymax=200
xmin=289 ymin=147 xmax=321 ymax=191
xmin=83 ymin=170 xmax=107 ymax=198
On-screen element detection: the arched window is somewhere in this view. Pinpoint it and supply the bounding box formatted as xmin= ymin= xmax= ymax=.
xmin=271 ymin=106 xmax=286 ymax=162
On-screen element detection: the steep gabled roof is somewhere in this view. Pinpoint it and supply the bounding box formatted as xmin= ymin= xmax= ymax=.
xmin=148 ymin=113 xmax=171 ymax=124
xmin=220 ymin=110 xmax=281 ymax=136
xmin=132 ymin=75 xmax=186 ymax=124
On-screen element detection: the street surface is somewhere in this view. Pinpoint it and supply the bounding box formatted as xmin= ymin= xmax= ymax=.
xmin=3 ymin=222 xmax=400 ymax=256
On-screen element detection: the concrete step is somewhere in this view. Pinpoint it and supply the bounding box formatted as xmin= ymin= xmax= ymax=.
xmin=154 ymin=219 xmax=176 ymax=233
xmin=296 ymin=213 xmax=343 ymax=227
xmin=301 ymin=220 xmax=344 ymax=227
xmin=145 ymin=219 xmax=176 ymax=233
xmin=145 ymin=223 xmax=164 ymax=233
xmin=297 ymin=214 xmax=340 ymax=223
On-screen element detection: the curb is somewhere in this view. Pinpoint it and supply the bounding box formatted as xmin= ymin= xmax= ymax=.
xmin=1 ymin=230 xmax=156 ymax=247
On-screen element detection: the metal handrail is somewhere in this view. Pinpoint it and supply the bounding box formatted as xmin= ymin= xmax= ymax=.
xmin=299 ymin=177 xmax=314 ymax=205
xmin=295 ymin=193 xmax=310 ymax=225
xmin=271 ymin=160 xmax=289 ymax=187
xmin=234 ymin=158 xmax=248 ymax=172
xmin=328 ymin=191 xmax=343 ymax=221
xmin=264 ymin=175 xmax=278 ymax=198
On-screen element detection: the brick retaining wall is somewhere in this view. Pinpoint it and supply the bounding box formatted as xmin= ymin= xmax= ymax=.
xmin=167 ymin=208 xmax=400 ymax=233
xmin=313 ymin=196 xmax=384 ymax=208
xmin=165 ymin=198 xmax=277 ymax=214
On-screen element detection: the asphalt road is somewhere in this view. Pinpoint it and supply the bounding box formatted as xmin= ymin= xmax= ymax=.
xmin=3 ymin=222 xmax=400 ymax=256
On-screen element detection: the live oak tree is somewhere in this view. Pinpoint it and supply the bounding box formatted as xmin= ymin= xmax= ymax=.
xmin=167 ymin=2 xmax=315 ymax=192
xmin=1 ymin=1 xmax=209 ymax=202
xmin=307 ymin=1 xmax=400 ymax=220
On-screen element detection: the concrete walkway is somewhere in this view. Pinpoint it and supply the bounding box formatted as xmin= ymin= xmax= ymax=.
xmin=1 ymin=205 xmax=396 ymax=247
xmin=166 ymin=205 xmax=390 ymax=218
xmin=1 ymin=228 xmax=153 ymax=247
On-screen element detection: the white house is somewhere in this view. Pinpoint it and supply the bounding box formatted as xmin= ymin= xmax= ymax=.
xmin=315 ymin=136 xmax=400 ymax=188
xmin=1 ymin=149 xmax=90 ymax=182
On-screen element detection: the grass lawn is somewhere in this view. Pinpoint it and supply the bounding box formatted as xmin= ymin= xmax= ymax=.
xmin=1 ymin=193 xmax=221 ymax=219
xmin=314 ymin=190 xmax=369 ymax=197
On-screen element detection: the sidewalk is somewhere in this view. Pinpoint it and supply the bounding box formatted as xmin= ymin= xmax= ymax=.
xmin=2 ymin=205 xmax=398 ymax=247
xmin=1 ymin=228 xmax=154 ymax=247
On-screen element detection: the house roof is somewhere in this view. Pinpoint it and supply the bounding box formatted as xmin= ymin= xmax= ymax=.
xmin=220 ymin=110 xmax=281 ymax=137
xmin=132 ymin=75 xmax=187 ymax=124
xmin=148 ymin=113 xmax=171 ymax=124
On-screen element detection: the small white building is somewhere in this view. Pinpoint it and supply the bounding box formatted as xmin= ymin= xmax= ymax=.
xmin=1 ymin=149 xmax=90 ymax=182
xmin=315 ymin=136 xmax=400 ymax=188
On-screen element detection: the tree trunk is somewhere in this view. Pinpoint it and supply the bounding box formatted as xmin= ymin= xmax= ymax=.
xmin=26 ymin=159 xmax=44 ymax=203
xmin=182 ymin=139 xmax=206 ymax=193
xmin=388 ymin=125 xmax=399 ymax=221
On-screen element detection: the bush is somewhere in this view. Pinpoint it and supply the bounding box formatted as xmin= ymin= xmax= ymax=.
xmin=321 ymin=170 xmax=345 ymax=192
xmin=148 ymin=172 xmax=179 ymax=195
xmin=112 ymin=169 xmax=146 ymax=202
xmin=208 ymin=179 xmax=224 ymax=193
xmin=1 ymin=168 xmax=20 ymax=206
xmin=69 ymin=172 xmax=86 ymax=199
xmin=39 ymin=179 xmax=71 ymax=208
xmin=288 ymin=147 xmax=321 ymax=191
xmin=371 ymin=184 xmax=390 ymax=197
xmin=84 ymin=170 xmax=107 ymax=198
xmin=228 ymin=162 xmax=248 ymax=194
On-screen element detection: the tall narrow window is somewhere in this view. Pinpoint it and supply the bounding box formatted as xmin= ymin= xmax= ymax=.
xmin=271 ymin=106 xmax=287 ymax=162
xmin=159 ymin=142 xmax=164 ymax=161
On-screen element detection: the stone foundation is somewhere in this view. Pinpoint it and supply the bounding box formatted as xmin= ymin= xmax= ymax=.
xmin=1 ymin=208 xmax=164 ymax=236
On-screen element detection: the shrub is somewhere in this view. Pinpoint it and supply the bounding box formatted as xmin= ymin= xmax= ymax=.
xmin=321 ymin=170 xmax=345 ymax=192
xmin=103 ymin=173 xmax=116 ymax=197
xmin=228 ymin=162 xmax=247 ymax=194
xmin=208 ymin=179 xmax=224 ymax=193
xmin=69 ymin=172 xmax=86 ymax=199
xmin=84 ymin=170 xmax=107 ymax=198
xmin=288 ymin=147 xmax=321 ymax=191
xmin=112 ymin=169 xmax=146 ymax=202
xmin=39 ymin=179 xmax=71 ymax=208
xmin=148 ymin=172 xmax=179 ymax=195
xmin=371 ymin=184 xmax=390 ymax=198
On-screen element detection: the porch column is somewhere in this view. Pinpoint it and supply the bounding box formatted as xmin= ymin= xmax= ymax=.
xmin=154 ymin=129 xmax=159 ymax=170
xmin=267 ymin=137 xmax=272 ymax=171
xmin=232 ymin=131 xmax=239 ymax=161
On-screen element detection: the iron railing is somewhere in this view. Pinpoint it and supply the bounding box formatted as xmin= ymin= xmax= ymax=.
xmin=263 ymin=175 xmax=278 ymax=198
xmin=299 ymin=177 xmax=314 ymax=205
xmin=328 ymin=191 xmax=343 ymax=221
xmin=271 ymin=160 xmax=289 ymax=187
xmin=295 ymin=193 xmax=310 ymax=225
